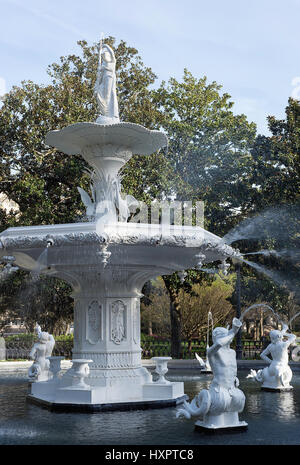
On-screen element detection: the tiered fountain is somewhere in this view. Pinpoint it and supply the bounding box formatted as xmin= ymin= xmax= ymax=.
xmin=0 ymin=42 xmax=240 ymax=411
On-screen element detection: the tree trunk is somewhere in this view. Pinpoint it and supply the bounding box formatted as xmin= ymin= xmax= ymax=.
xmin=148 ymin=319 xmax=153 ymax=336
xmin=187 ymin=339 xmax=193 ymax=355
xmin=169 ymin=298 xmax=182 ymax=358
xmin=162 ymin=275 xmax=182 ymax=359
xmin=260 ymin=310 xmax=264 ymax=339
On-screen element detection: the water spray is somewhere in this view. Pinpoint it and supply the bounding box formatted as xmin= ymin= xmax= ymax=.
xmin=240 ymin=303 xmax=285 ymax=328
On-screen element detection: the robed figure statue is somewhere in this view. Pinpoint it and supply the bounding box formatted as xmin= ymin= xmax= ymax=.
xmin=94 ymin=42 xmax=119 ymax=124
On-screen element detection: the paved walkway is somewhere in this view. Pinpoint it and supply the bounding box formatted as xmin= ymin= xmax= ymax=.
xmin=1 ymin=359 xmax=299 ymax=371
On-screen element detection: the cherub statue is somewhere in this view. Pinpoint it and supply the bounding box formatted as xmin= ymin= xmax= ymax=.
xmin=247 ymin=324 xmax=296 ymax=390
xmin=177 ymin=318 xmax=247 ymax=431
xmin=28 ymin=324 xmax=55 ymax=381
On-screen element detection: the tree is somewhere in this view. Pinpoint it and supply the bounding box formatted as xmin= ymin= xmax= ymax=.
xmin=178 ymin=275 xmax=235 ymax=353
xmin=249 ymin=98 xmax=299 ymax=210
xmin=229 ymin=98 xmax=300 ymax=324
xmin=140 ymin=278 xmax=171 ymax=338
xmin=153 ymin=70 xmax=256 ymax=356
xmin=154 ymin=69 xmax=257 ymax=236
xmin=0 ymin=270 xmax=73 ymax=335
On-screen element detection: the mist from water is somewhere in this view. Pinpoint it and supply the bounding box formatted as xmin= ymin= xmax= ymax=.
xmin=244 ymin=248 xmax=300 ymax=264
xmin=240 ymin=303 xmax=284 ymax=326
xmin=223 ymin=205 xmax=300 ymax=245
xmin=288 ymin=311 xmax=300 ymax=327
xmin=30 ymin=245 xmax=50 ymax=281
xmin=241 ymin=257 xmax=300 ymax=300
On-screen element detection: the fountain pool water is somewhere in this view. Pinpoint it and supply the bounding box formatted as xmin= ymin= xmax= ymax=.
xmin=0 ymin=366 xmax=299 ymax=445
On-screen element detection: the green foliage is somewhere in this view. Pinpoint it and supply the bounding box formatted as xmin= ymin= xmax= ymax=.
xmin=178 ymin=274 xmax=235 ymax=341
xmin=0 ymin=270 xmax=73 ymax=335
xmin=249 ymin=98 xmax=300 ymax=209
xmin=154 ymin=69 xmax=257 ymax=236
xmin=141 ymin=274 xmax=235 ymax=344
xmin=54 ymin=334 xmax=74 ymax=342
xmin=4 ymin=333 xmax=35 ymax=344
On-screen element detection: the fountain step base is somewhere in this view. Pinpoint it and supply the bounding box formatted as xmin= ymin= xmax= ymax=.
xmin=27 ymin=393 xmax=188 ymax=413
xmin=261 ymin=386 xmax=293 ymax=392
xmin=28 ymin=379 xmax=186 ymax=412
xmin=143 ymin=382 xmax=184 ymax=400
xmin=195 ymin=420 xmax=248 ymax=435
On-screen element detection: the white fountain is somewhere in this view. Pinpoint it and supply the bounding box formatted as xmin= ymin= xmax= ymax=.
xmin=0 ymin=41 xmax=240 ymax=411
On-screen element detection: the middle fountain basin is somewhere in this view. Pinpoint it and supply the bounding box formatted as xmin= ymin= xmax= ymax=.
xmin=0 ymin=221 xmax=239 ymax=410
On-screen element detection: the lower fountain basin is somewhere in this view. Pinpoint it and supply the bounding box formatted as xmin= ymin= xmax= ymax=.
xmin=0 ymin=366 xmax=299 ymax=445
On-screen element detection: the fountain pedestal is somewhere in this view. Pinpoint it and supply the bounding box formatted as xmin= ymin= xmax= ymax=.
xmin=28 ymin=266 xmax=186 ymax=410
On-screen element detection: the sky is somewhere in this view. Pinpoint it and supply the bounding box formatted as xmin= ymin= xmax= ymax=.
xmin=1 ymin=0 xmax=300 ymax=135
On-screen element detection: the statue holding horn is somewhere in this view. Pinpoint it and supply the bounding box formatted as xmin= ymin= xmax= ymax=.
xmin=94 ymin=37 xmax=120 ymax=124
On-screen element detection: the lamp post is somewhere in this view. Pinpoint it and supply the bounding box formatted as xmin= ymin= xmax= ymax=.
xmin=232 ymin=258 xmax=243 ymax=360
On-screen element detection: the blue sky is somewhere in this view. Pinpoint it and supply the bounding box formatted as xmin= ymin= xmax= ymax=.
xmin=1 ymin=0 xmax=300 ymax=134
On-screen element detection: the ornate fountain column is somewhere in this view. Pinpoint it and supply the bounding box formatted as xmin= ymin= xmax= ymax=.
xmin=69 ymin=267 xmax=152 ymax=397
xmin=51 ymin=260 xmax=173 ymax=404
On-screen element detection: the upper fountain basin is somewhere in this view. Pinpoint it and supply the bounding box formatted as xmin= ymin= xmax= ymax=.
xmin=45 ymin=122 xmax=168 ymax=158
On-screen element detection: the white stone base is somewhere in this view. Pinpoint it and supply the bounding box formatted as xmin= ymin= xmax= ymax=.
xmin=143 ymin=382 xmax=184 ymax=400
xmin=55 ymin=386 xmax=106 ymax=404
xmin=195 ymin=419 xmax=248 ymax=433
xmin=194 ymin=411 xmax=248 ymax=433
xmin=28 ymin=377 xmax=185 ymax=408
xmin=261 ymin=384 xmax=293 ymax=392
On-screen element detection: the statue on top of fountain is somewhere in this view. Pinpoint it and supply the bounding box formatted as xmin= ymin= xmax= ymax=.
xmin=94 ymin=42 xmax=119 ymax=125
xmin=28 ymin=324 xmax=55 ymax=382
xmin=177 ymin=317 xmax=247 ymax=431
xmin=247 ymin=324 xmax=296 ymax=391
xmin=76 ymin=40 xmax=140 ymax=223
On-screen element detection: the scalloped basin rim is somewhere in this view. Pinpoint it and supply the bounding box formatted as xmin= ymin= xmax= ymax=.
xmin=45 ymin=121 xmax=168 ymax=156
xmin=0 ymin=222 xmax=238 ymax=273
xmin=0 ymin=222 xmax=233 ymax=251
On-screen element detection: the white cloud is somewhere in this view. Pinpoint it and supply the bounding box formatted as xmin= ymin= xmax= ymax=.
xmin=291 ymin=77 xmax=300 ymax=99
xmin=0 ymin=77 xmax=6 ymax=98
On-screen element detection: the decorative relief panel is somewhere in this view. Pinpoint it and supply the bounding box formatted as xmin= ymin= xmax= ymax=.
xmin=111 ymin=300 xmax=126 ymax=344
xmin=86 ymin=300 xmax=102 ymax=344
xmin=133 ymin=299 xmax=140 ymax=345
